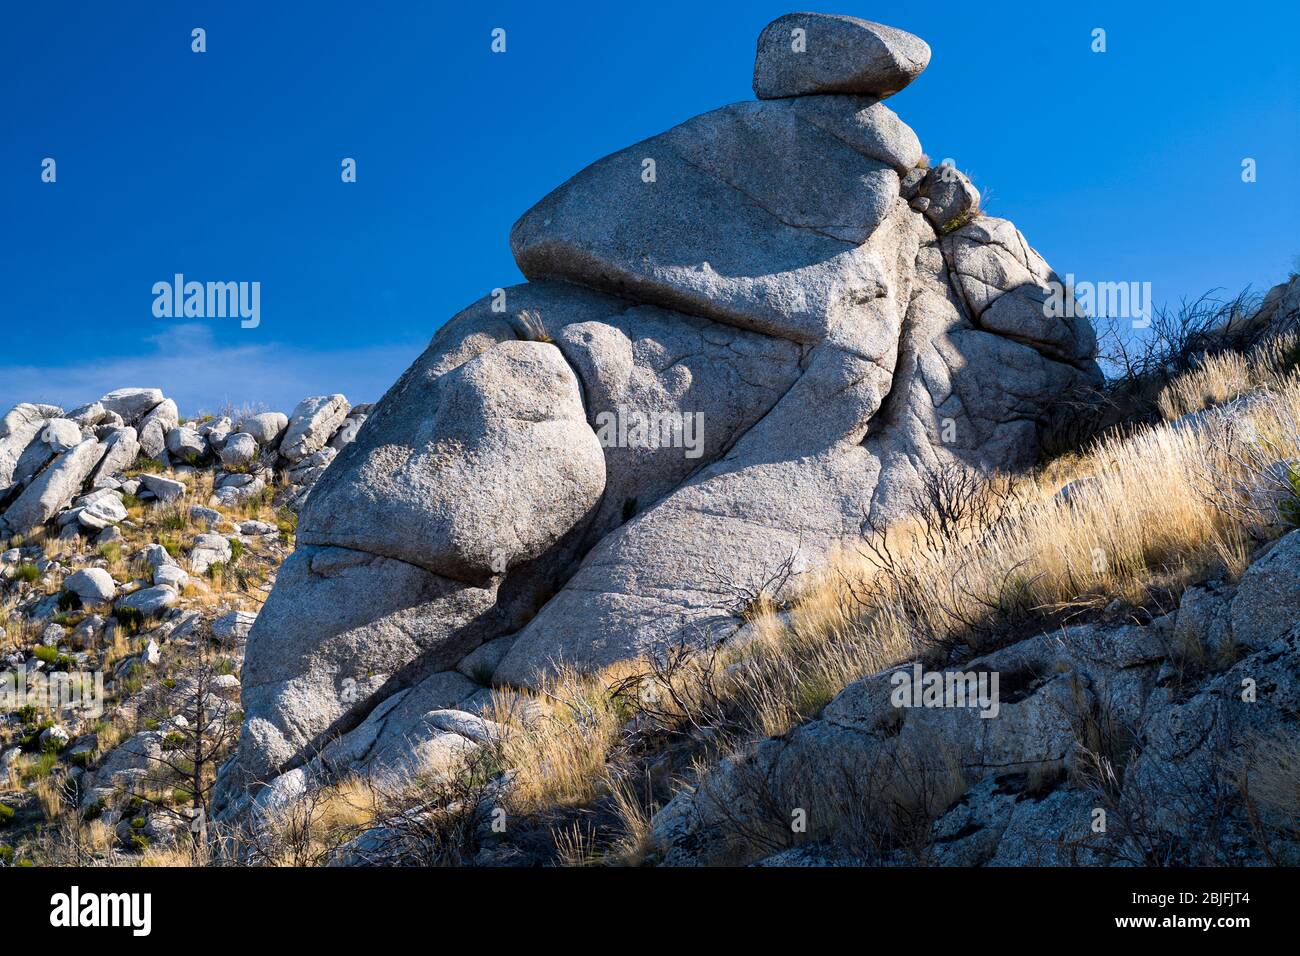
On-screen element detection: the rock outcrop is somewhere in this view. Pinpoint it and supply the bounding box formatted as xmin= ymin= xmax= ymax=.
xmin=212 ymin=13 xmax=1106 ymax=815
xmin=651 ymin=531 xmax=1300 ymax=866
xmin=0 ymin=387 xmax=367 ymax=541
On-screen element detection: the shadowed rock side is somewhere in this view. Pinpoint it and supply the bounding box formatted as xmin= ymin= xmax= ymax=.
xmin=213 ymin=13 xmax=1103 ymax=816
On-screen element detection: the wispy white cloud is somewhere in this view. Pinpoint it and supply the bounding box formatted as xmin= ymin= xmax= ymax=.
xmin=0 ymin=323 xmax=428 ymax=418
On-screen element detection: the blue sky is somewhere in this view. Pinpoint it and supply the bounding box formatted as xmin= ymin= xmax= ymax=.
xmin=2 ymin=1 xmax=1297 ymax=416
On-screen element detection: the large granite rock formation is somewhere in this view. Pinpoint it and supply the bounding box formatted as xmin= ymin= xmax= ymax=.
xmin=212 ymin=13 xmax=1103 ymax=815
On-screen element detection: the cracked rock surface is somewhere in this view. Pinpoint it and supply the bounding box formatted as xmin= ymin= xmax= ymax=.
xmin=214 ymin=13 xmax=1103 ymax=815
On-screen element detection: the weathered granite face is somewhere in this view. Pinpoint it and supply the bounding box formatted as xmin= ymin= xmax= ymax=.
xmin=213 ymin=13 xmax=1103 ymax=817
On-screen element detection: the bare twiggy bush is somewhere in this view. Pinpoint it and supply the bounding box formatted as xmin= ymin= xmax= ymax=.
xmin=1041 ymin=287 xmax=1273 ymax=456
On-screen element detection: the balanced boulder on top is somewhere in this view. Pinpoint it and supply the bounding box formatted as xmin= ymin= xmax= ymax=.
xmin=752 ymin=12 xmax=931 ymax=100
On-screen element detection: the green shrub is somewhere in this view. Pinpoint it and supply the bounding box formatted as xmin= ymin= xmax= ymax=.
xmin=0 ymin=803 xmax=15 ymax=826
xmin=33 ymin=645 xmax=59 ymax=664
xmin=14 ymin=563 xmax=40 ymax=584
xmin=129 ymin=456 xmax=165 ymax=475
xmin=1280 ymin=463 xmax=1300 ymax=529
xmin=23 ymin=751 xmax=58 ymax=782
xmin=0 ymin=844 xmax=14 ymax=863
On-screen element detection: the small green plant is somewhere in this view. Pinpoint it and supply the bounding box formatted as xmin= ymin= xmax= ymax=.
xmin=0 ymin=802 xmax=15 ymax=826
xmin=14 ymin=563 xmax=40 ymax=584
xmin=129 ymin=456 xmax=165 ymax=475
xmin=33 ymin=645 xmax=59 ymax=665
xmin=228 ymin=537 xmax=244 ymax=562
xmin=128 ymin=833 xmax=150 ymax=852
xmin=940 ymin=209 xmax=977 ymax=235
xmin=1275 ymin=462 xmax=1300 ymax=529
xmin=0 ymin=844 xmax=13 ymax=863
xmin=275 ymin=507 xmax=298 ymax=540
xmin=158 ymin=507 xmax=188 ymax=532
xmin=23 ymin=751 xmax=58 ymax=782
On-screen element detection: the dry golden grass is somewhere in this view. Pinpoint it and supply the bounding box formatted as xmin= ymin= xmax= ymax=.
xmin=475 ymin=376 xmax=1300 ymax=840
xmin=1158 ymin=332 xmax=1299 ymax=421
xmin=551 ymin=818 xmax=599 ymax=866
xmin=606 ymin=775 xmax=657 ymax=865
xmin=240 ymin=774 xmax=380 ymax=867
xmin=491 ymin=668 xmax=629 ymax=813
xmin=33 ymin=774 xmax=69 ymax=821
xmin=138 ymin=841 xmax=207 ymax=867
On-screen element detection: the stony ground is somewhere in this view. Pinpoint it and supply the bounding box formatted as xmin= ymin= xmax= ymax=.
xmin=0 ymin=391 xmax=366 ymax=864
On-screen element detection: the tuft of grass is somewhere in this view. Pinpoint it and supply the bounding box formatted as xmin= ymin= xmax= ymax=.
xmin=492 ymin=670 xmax=628 ymax=814
xmin=96 ymin=541 xmax=123 ymax=563
xmin=514 ymin=308 xmax=554 ymax=344
xmin=1157 ymin=332 xmax=1299 ymax=421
